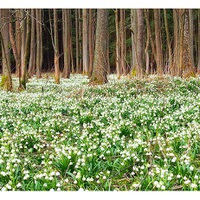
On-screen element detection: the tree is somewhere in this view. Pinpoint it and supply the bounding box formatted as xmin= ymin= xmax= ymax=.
xmin=0 ymin=9 xmax=12 ymax=91
xmin=20 ymin=9 xmax=30 ymax=89
xmin=53 ymin=9 xmax=60 ymax=84
xmin=164 ymin=9 xmax=173 ymax=74
xmin=62 ymin=9 xmax=71 ymax=78
xmin=198 ymin=10 xmax=200 ymax=73
xmin=82 ymin=9 xmax=89 ymax=75
xmin=28 ymin=9 xmax=36 ymax=77
xmin=90 ymin=9 xmax=109 ymax=84
xmin=136 ymin=9 xmax=144 ymax=77
xmin=88 ymin=9 xmax=95 ymax=77
xmin=154 ymin=9 xmax=163 ymax=76
xmin=36 ymin=9 xmax=43 ymax=78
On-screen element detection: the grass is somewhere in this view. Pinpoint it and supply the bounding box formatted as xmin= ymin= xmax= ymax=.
xmin=0 ymin=74 xmax=200 ymax=191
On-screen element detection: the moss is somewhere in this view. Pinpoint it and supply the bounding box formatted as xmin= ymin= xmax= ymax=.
xmin=0 ymin=76 xmax=8 ymax=88
xmin=54 ymin=76 xmax=60 ymax=84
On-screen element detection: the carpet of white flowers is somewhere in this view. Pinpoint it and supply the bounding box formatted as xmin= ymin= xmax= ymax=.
xmin=0 ymin=74 xmax=200 ymax=191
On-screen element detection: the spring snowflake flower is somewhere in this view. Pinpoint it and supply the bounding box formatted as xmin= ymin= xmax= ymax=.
xmin=194 ymin=175 xmax=198 ymax=179
xmin=161 ymin=185 xmax=166 ymax=190
xmin=190 ymin=183 xmax=197 ymax=188
xmin=190 ymin=166 xmax=194 ymax=171
xmin=171 ymin=157 xmax=176 ymax=162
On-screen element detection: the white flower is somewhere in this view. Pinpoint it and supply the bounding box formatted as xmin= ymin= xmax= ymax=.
xmin=171 ymin=157 xmax=176 ymax=163
xmin=190 ymin=183 xmax=197 ymax=188
xmin=167 ymin=176 xmax=172 ymax=181
xmin=56 ymin=183 xmax=61 ymax=187
xmin=190 ymin=166 xmax=194 ymax=171
xmin=65 ymin=178 xmax=69 ymax=183
xmin=177 ymin=175 xmax=181 ymax=179
xmin=103 ymin=176 xmax=106 ymax=180
xmin=16 ymin=183 xmax=22 ymax=188
xmin=78 ymin=188 xmax=84 ymax=191
xmin=194 ymin=175 xmax=198 ymax=179
xmin=1 ymin=187 xmax=6 ymax=191
xmin=50 ymin=189 xmax=54 ymax=191
xmin=161 ymin=185 xmax=166 ymax=190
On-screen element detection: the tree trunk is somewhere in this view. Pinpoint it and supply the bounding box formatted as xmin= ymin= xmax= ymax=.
xmin=20 ymin=9 xmax=27 ymax=89
xmin=28 ymin=9 xmax=36 ymax=77
xmin=53 ymin=9 xmax=60 ymax=84
xmin=130 ymin=9 xmax=137 ymax=74
xmin=15 ymin=10 xmax=21 ymax=76
xmin=182 ymin=9 xmax=195 ymax=77
xmin=78 ymin=9 xmax=83 ymax=73
xmin=9 ymin=10 xmax=21 ymax=82
xmin=82 ymin=9 xmax=89 ymax=75
xmin=136 ymin=9 xmax=144 ymax=77
xmin=120 ymin=9 xmax=126 ymax=75
xmin=144 ymin=9 xmax=156 ymax=72
xmin=62 ymin=9 xmax=70 ymax=78
xmin=88 ymin=9 xmax=95 ymax=78
xmin=115 ymin=9 xmax=122 ymax=77
xmin=188 ymin=9 xmax=195 ymax=69
xmin=164 ymin=9 xmax=173 ymax=74
xmin=75 ymin=9 xmax=80 ymax=73
xmin=198 ymin=10 xmax=200 ymax=73
xmin=0 ymin=9 xmax=12 ymax=91
xmin=154 ymin=9 xmax=163 ymax=76
xmin=90 ymin=9 xmax=109 ymax=84
xmin=36 ymin=9 xmax=43 ymax=78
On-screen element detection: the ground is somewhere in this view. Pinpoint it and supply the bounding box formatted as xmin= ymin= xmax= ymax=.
xmin=0 ymin=74 xmax=200 ymax=191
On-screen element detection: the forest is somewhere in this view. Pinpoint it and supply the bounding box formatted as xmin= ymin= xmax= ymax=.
xmin=0 ymin=9 xmax=200 ymax=191
xmin=0 ymin=9 xmax=200 ymax=90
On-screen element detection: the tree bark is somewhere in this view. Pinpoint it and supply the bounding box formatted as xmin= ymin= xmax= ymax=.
xmin=53 ymin=9 xmax=60 ymax=84
xmin=136 ymin=9 xmax=144 ymax=77
xmin=115 ymin=9 xmax=122 ymax=77
xmin=90 ymin=9 xmax=109 ymax=84
xmin=82 ymin=9 xmax=89 ymax=75
xmin=120 ymin=9 xmax=126 ymax=75
xmin=88 ymin=9 xmax=95 ymax=77
xmin=164 ymin=9 xmax=173 ymax=74
xmin=130 ymin=9 xmax=137 ymax=74
xmin=154 ymin=9 xmax=163 ymax=76
xmin=36 ymin=9 xmax=43 ymax=78
xmin=28 ymin=9 xmax=36 ymax=77
xmin=62 ymin=9 xmax=71 ymax=78
xmin=198 ymin=10 xmax=200 ymax=73
xmin=0 ymin=9 xmax=12 ymax=91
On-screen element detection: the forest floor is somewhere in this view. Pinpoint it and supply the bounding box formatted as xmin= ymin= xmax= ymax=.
xmin=0 ymin=74 xmax=200 ymax=191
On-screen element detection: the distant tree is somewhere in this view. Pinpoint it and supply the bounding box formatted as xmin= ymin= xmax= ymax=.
xmin=88 ymin=9 xmax=95 ymax=77
xmin=90 ymin=9 xmax=109 ymax=84
xmin=82 ymin=9 xmax=89 ymax=75
xmin=198 ymin=10 xmax=200 ymax=73
xmin=36 ymin=9 xmax=43 ymax=78
xmin=28 ymin=9 xmax=36 ymax=77
xmin=0 ymin=9 xmax=12 ymax=91
xmin=154 ymin=9 xmax=163 ymax=76
xmin=53 ymin=9 xmax=60 ymax=84
xmin=164 ymin=9 xmax=173 ymax=74
xmin=62 ymin=9 xmax=71 ymax=78
xmin=136 ymin=9 xmax=144 ymax=77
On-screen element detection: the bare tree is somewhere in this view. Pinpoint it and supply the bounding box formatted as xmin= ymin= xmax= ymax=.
xmin=53 ymin=9 xmax=60 ymax=84
xmin=28 ymin=9 xmax=36 ymax=77
xmin=82 ymin=9 xmax=89 ymax=75
xmin=154 ymin=9 xmax=163 ymax=76
xmin=90 ymin=9 xmax=109 ymax=84
xmin=62 ymin=9 xmax=71 ymax=78
xmin=0 ymin=9 xmax=12 ymax=91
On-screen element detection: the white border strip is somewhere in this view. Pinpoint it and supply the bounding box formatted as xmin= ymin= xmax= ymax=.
xmin=0 ymin=0 xmax=200 ymax=8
